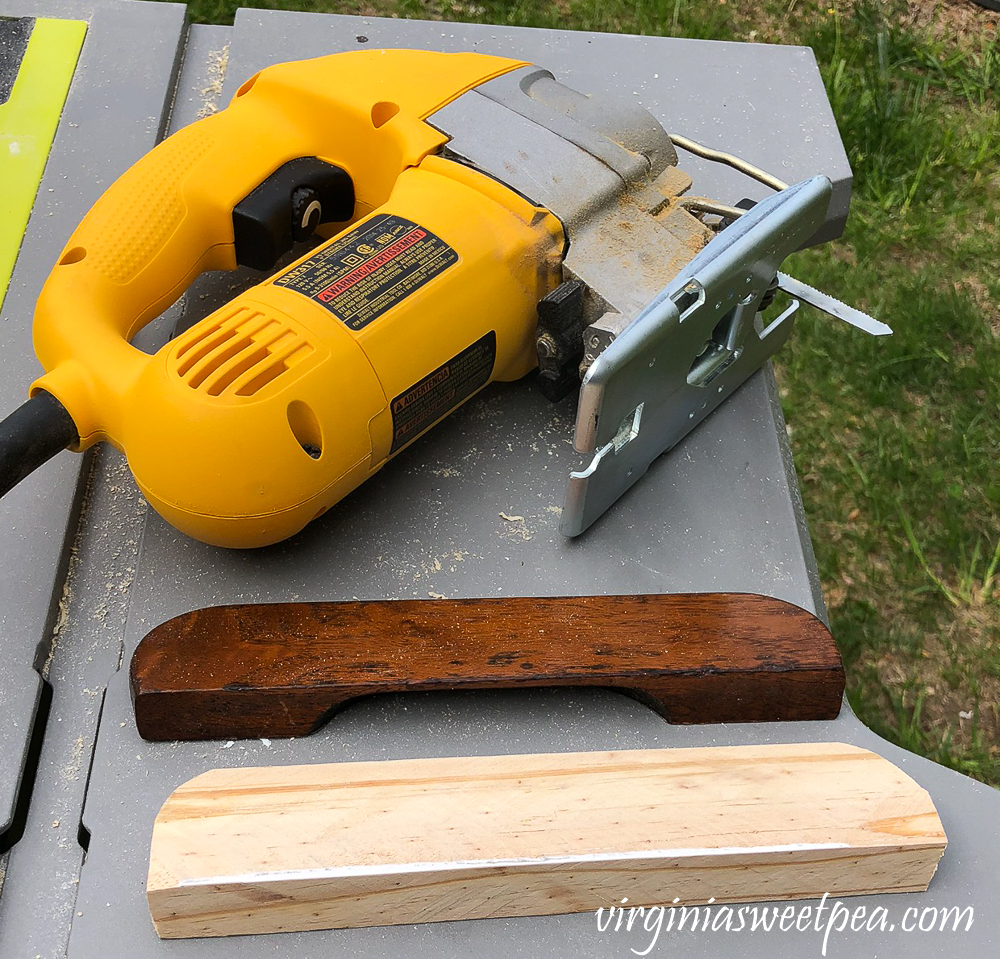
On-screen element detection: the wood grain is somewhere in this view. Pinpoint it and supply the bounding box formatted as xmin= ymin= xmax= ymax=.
xmin=129 ymin=593 xmax=844 ymax=741
xmin=147 ymin=743 xmax=947 ymax=939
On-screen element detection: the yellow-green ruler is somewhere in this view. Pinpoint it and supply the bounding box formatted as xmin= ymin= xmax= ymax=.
xmin=0 ymin=16 xmax=87 ymax=311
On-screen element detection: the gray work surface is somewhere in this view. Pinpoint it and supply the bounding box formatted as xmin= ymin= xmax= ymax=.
xmin=0 ymin=0 xmax=187 ymax=842
xmin=0 ymin=4 xmax=996 ymax=959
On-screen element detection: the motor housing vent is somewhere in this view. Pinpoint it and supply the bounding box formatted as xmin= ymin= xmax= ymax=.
xmin=169 ymin=306 xmax=314 ymax=397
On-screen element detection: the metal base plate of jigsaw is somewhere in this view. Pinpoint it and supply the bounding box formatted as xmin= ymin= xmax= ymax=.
xmin=562 ymin=175 xmax=834 ymax=536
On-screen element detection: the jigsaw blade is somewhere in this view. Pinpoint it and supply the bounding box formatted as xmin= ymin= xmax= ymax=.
xmin=777 ymin=272 xmax=892 ymax=336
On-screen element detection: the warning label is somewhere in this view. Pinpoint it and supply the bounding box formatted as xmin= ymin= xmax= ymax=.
xmin=273 ymin=214 xmax=458 ymax=331
xmin=390 ymin=332 xmax=497 ymax=454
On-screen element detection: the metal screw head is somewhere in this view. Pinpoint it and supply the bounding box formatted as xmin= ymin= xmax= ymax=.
xmin=536 ymin=333 xmax=559 ymax=359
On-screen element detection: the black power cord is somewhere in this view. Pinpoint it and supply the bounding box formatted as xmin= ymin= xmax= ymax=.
xmin=0 ymin=391 xmax=79 ymax=498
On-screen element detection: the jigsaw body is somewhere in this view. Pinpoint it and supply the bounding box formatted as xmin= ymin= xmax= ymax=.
xmin=0 ymin=49 xmax=883 ymax=547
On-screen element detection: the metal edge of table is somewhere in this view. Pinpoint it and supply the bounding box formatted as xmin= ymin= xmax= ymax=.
xmin=0 ymin=0 xmax=188 ymax=929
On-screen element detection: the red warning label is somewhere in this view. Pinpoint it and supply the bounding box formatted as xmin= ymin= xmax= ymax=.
xmin=390 ymin=332 xmax=497 ymax=454
xmin=273 ymin=214 xmax=458 ymax=331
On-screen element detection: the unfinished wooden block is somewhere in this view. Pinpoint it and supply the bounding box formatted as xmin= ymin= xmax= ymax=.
xmin=147 ymin=743 xmax=946 ymax=939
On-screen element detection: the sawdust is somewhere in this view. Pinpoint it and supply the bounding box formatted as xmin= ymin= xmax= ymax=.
xmin=42 ymin=581 xmax=72 ymax=679
xmin=411 ymin=547 xmax=469 ymax=583
xmin=38 ymin=470 xmax=91 ymax=678
xmin=60 ymin=736 xmax=85 ymax=785
xmin=197 ymin=43 xmax=230 ymax=119
xmin=498 ymin=512 xmax=535 ymax=542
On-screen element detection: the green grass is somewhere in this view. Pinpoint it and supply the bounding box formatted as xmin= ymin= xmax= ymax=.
xmin=180 ymin=0 xmax=740 ymax=36
xmin=775 ymin=1 xmax=1000 ymax=785
xmin=173 ymin=0 xmax=999 ymax=784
